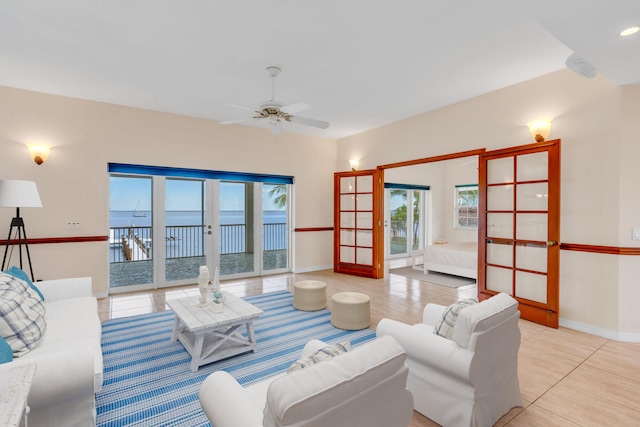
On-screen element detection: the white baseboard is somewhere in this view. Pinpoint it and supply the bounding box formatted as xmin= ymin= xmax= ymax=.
xmin=559 ymin=318 xmax=640 ymax=342
xmin=292 ymin=265 xmax=333 ymax=274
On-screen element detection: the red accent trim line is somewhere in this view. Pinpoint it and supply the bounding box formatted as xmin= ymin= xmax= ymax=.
xmin=2 ymin=236 xmax=110 ymax=245
xmin=560 ymin=243 xmax=640 ymax=255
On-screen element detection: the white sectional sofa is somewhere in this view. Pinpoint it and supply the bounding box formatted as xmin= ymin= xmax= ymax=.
xmin=199 ymin=335 xmax=414 ymax=427
xmin=0 ymin=276 xmax=103 ymax=427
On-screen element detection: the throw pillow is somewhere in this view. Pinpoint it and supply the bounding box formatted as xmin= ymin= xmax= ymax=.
xmin=0 ymin=273 xmax=46 ymax=357
xmin=3 ymin=266 xmax=45 ymax=301
xmin=0 ymin=335 xmax=13 ymax=364
xmin=287 ymin=341 xmax=350 ymax=373
xmin=433 ymin=298 xmax=478 ymax=340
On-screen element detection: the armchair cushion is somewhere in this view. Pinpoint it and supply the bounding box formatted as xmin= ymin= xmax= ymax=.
xmin=433 ymin=297 xmax=477 ymax=340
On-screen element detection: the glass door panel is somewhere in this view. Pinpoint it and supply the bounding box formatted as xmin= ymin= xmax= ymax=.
xmin=487 ymin=242 xmax=513 ymax=267
xmin=109 ymin=175 xmax=153 ymax=290
xmin=516 ymin=183 xmax=548 ymax=211
xmin=164 ymin=178 xmax=205 ymax=283
xmin=515 ymin=271 xmax=547 ymax=303
xmin=389 ymin=189 xmax=408 ymax=256
xmin=262 ymin=184 xmax=289 ymax=272
xmin=515 ymin=244 xmax=547 ymax=273
xmin=486 ymin=266 xmax=512 ymax=293
xmin=412 ymin=190 xmax=421 ymax=251
xmin=487 ymin=185 xmax=514 ymax=211
xmin=517 ymin=152 xmax=548 ymax=181
xmin=220 ymin=182 xmax=255 ymax=276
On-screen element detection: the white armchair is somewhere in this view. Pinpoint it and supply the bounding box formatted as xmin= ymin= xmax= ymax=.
xmin=199 ymin=335 xmax=414 ymax=427
xmin=376 ymin=293 xmax=522 ymax=427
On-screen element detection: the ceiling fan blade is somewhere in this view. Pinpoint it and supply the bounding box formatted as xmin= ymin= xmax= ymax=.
xmin=280 ymin=101 xmax=312 ymax=114
xmin=271 ymin=120 xmax=284 ymax=135
xmin=222 ymin=102 xmax=256 ymax=112
xmin=289 ymin=115 xmax=330 ymax=129
xmin=219 ymin=117 xmax=253 ymax=125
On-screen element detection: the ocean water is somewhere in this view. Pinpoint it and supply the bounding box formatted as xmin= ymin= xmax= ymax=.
xmin=110 ymin=210 xmax=287 ymax=261
xmin=110 ymin=210 xmax=287 ymax=227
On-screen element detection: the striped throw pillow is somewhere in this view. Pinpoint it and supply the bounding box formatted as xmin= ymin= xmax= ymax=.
xmin=287 ymin=341 xmax=350 ymax=373
xmin=433 ymin=298 xmax=478 ymax=340
xmin=0 ymin=272 xmax=46 ymax=357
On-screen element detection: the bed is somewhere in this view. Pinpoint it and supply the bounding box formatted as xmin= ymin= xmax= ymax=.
xmin=423 ymin=242 xmax=478 ymax=279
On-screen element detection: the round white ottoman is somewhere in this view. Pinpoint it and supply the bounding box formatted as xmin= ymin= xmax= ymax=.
xmin=331 ymin=292 xmax=370 ymax=330
xmin=293 ymin=280 xmax=327 ymax=311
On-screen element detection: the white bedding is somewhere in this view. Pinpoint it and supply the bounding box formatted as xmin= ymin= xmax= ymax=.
xmin=424 ymin=242 xmax=478 ymax=279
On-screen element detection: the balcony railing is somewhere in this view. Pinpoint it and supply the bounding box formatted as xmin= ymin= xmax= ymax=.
xmin=110 ymin=223 xmax=287 ymax=263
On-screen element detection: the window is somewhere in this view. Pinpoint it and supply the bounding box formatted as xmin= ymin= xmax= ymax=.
xmin=455 ymin=185 xmax=478 ymax=229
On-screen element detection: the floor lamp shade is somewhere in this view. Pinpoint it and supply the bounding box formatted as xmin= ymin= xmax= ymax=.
xmin=0 ymin=180 xmax=43 ymax=208
xmin=0 ymin=180 xmax=42 ymax=281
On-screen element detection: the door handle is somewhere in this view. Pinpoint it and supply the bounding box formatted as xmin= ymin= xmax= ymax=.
xmin=546 ymin=240 xmax=557 ymax=246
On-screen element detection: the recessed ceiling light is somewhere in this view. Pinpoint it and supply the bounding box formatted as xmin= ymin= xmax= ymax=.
xmin=620 ymin=26 xmax=639 ymax=37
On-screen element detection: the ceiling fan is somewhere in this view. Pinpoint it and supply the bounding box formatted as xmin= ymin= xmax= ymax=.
xmin=220 ymin=66 xmax=330 ymax=135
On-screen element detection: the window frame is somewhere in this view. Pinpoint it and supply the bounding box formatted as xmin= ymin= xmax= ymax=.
xmin=454 ymin=185 xmax=479 ymax=230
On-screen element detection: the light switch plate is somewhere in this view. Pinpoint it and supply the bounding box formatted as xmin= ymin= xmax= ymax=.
xmin=633 ymin=228 xmax=640 ymax=240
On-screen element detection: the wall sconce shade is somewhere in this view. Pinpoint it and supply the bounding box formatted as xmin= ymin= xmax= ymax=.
xmin=527 ymin=120 xmax=552 ymax=142
xmin=349 ymin=159 xmax=359 ymax=171
xmin=28 ymin=145 xmax=50 ymax=165
xmin=0 ymin=180 xmax=42 ymax=208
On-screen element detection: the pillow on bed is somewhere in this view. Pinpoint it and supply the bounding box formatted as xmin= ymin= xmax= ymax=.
xmin=433 ymin=298 xmax=478 ymax=340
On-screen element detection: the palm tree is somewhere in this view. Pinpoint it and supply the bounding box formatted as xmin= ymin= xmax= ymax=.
xmin=268 ymin=184 xmax=287 ymax=208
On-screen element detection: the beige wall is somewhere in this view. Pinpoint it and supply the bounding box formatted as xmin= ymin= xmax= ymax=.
xmin=339 ymin=69 xmax=640 ymax=340
xmin=0 ymin=86 xmax=337 ymax=296
xmin=2 ymin=68 xmax=638 ymax=340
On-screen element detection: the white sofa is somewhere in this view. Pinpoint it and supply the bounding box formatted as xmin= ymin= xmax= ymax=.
xmin=0 ymin=277 xmax=103 ymax=427
xmin=376 ymin=293 xmax=522 ymax=427
xmin=199 ymin=335 xmax=414 ymax=427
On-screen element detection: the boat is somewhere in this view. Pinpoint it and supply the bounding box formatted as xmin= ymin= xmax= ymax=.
xmin=133 ymin=200 xmax=147 ymax=217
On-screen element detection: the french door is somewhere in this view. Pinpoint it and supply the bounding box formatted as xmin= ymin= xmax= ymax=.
xmin=478 ymin=139 xmax=560 ymax=327
xmin=334 ymin=169 xmax=384 ymax=278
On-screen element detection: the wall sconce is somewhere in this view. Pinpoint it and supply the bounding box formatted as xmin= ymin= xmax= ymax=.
xmin=27 ymin=145 xmax=50 ymax=165
xmin=526 ymin=120 xmax=552 ymax=142
xmin=349 ymin=159 xmax=359 ymax=171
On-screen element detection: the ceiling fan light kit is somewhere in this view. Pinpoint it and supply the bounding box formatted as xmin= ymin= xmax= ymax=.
xmin=221 ymin=66 xmax=329 ymax=135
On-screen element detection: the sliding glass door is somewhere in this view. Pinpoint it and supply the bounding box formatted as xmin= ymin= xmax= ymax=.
xmin=385 ymin=186 xmax=428 ymax=259
xmin=109 ymin=165 xmax=293 ymax=292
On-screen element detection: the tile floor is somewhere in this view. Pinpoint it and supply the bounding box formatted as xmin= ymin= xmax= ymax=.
xmin=98 ymin=268 xmax=640 ymax=426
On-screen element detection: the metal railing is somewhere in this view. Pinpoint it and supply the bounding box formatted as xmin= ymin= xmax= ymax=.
xmin=110 ymin=223 xmax=287 ymax=263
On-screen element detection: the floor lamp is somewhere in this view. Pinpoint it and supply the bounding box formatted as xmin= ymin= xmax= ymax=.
xmin=0 ymin=180 xmax=43 ymax=281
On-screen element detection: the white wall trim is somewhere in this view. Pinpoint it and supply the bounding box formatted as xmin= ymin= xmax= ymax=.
xmin=559 ymin=318 xmax=640 ymax=342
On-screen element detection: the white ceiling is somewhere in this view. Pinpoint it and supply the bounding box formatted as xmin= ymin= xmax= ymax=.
xmin=1 ymin=1 xmax=638 ymax=140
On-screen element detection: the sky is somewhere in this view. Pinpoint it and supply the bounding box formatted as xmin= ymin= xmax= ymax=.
xmin=110 ymin=177 xmax=284 ymax=211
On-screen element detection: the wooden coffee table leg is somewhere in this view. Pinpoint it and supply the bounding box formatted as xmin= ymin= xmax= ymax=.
xmin=170 ymin=317 xmax=181 ymax=342
xmin=246 ymin=321 xmax=258 ymax=353
xmin=190 ymin=333 xmax=205 ymax=372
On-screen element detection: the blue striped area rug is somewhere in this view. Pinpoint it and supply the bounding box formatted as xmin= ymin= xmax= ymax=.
xmin=96 ymin=290 xmax=376 ymax=426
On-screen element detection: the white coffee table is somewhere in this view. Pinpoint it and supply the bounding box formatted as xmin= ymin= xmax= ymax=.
xmin=167 ymin=291 xmax=263 ymax=372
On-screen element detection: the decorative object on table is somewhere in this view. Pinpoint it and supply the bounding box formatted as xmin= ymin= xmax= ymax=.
xmin=0 ymin=180 xmax=43 ymax=281
xmin=198 ymin=266 xmax=210 ymax=306
xmin=210 ymin=266 xmax=224 ymax=312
